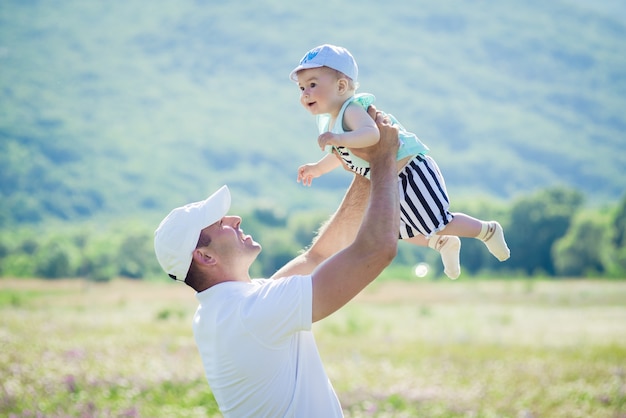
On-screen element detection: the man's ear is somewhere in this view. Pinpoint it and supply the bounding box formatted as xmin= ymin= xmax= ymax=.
xmin=193 ymin=248 xmax=217 ymax=267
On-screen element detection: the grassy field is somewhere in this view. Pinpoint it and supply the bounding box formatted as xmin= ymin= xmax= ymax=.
xmin=1 ymin=278 xmax=625 ymax=417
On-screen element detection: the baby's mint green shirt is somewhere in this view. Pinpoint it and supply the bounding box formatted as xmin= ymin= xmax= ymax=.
xmin=316 ymin=93 xmax=429 ymax=171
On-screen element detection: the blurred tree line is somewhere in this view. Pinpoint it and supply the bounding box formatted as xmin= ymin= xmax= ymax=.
xmin=1 ymin=186 xmax=625 ymax=282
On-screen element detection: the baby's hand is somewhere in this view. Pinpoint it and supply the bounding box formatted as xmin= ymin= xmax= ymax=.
xmin=297 ymin=163 xmax=321 ymax=187
xmin=317 ymin=132 xmax=340 ymax=151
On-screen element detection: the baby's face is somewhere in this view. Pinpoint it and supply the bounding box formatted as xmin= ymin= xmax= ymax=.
xmin=296 ymin=67 xmax=343 ymax=116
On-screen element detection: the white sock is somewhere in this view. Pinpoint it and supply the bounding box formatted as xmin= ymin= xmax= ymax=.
xmin=477 ymin=221 xmax=510 ymax=261
xmin=428 ymin=235 xmax=461 ymax=280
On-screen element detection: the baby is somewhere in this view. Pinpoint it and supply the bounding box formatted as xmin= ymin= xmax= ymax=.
xmin=290 ymin=44 xmax=510 ymax=279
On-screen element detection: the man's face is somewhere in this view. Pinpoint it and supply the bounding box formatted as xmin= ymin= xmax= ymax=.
xmin=201 ymin=216 xmax=261 ymax=261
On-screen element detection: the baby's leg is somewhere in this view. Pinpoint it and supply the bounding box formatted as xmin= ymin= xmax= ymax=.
xmin=405 ymin=235 xmax=461 ymax=280
xmin=440 ymin=214 xmax=510 ymax=261
xmin=398 ymin=155 xmax=460 ymax=278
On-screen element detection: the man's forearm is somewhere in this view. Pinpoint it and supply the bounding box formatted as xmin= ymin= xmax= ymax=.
xmin=309 ymin=117 xmax=400 ymax=322
xmin=356 ymin=137 xmax=400 ymax=252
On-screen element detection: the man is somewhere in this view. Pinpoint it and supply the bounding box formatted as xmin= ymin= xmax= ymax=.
xmin=154 ymin=108 xmax=400 ymax=417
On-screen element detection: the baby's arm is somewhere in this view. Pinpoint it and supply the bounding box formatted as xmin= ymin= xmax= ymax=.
xmin=318 ymin=103 xmax=380 ymax=150
xmin=297 ymin=154 xmax=342 ymax=187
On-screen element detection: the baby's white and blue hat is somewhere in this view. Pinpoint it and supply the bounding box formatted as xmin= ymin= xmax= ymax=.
xmin=289 ymin=44 xmax=358 ymax=82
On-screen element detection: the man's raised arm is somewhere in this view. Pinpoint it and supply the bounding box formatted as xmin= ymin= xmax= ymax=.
xmin=310 ymin=112 xmax=400 ymax=322
xmin=271 ymin=106 xmax=387 ymax=280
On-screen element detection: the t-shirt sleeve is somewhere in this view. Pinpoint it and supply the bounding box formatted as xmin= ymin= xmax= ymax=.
xmin=240 ymin=276 xmax=313 ymax=346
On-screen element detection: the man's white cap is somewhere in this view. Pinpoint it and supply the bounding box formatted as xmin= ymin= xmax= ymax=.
xmin=154 ymin=185 xmax=231 ymax=281
xmin=289 ymin=44 xmax=358 ymax=82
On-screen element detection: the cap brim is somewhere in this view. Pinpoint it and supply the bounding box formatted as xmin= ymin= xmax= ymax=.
xmin=198 ymin=185 xmax=231 ymax=227
xmin=289 ymin=63 xmax=323 ymax=82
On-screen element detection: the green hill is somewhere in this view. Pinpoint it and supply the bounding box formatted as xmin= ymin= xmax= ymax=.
xmin=1 ymin=0 xmax=625 ymax=227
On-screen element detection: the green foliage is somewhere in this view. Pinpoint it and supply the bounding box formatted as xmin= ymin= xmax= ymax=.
xmin=1 ymin=0 xmax=625 ymax=231
xmin=506 ymin=187 xmax=584 ymax=275
xmin=613 ymin=194 xmax=626 ymax=249
xmin=553 ymin=211 xmax=611 ymax=276
xmin=287 ymin=210 xmax=329 ymax=250
xmin=116 ymin=226 xmax=162 ymax=279
xmin=0 ymin=221 xmax=163 ymax=282
xmin=1 ymin=1 xmax=625 ymax=280
xmin=607 ymin=197 xmax=626 ymax=276
xmin=1 ymin=187 xmax=626 ymax=280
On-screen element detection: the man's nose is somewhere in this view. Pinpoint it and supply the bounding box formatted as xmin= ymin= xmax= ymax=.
xmin=225 ymin=215 xmax=242 ymax=226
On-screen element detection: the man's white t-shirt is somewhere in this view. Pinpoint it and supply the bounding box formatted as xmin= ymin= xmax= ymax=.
xmin=192 ymin=275 xmax=343 ymax=418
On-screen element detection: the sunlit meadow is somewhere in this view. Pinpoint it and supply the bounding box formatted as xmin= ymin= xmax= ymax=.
xmin=1 ymin=278 xmax=625 ymax=417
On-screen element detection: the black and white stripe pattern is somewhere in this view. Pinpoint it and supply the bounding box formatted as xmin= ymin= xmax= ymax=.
xmin=398 ymin=155 xmax=454 ymax=238
xmin=336 ymin=146 xmax=371 ymax=178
